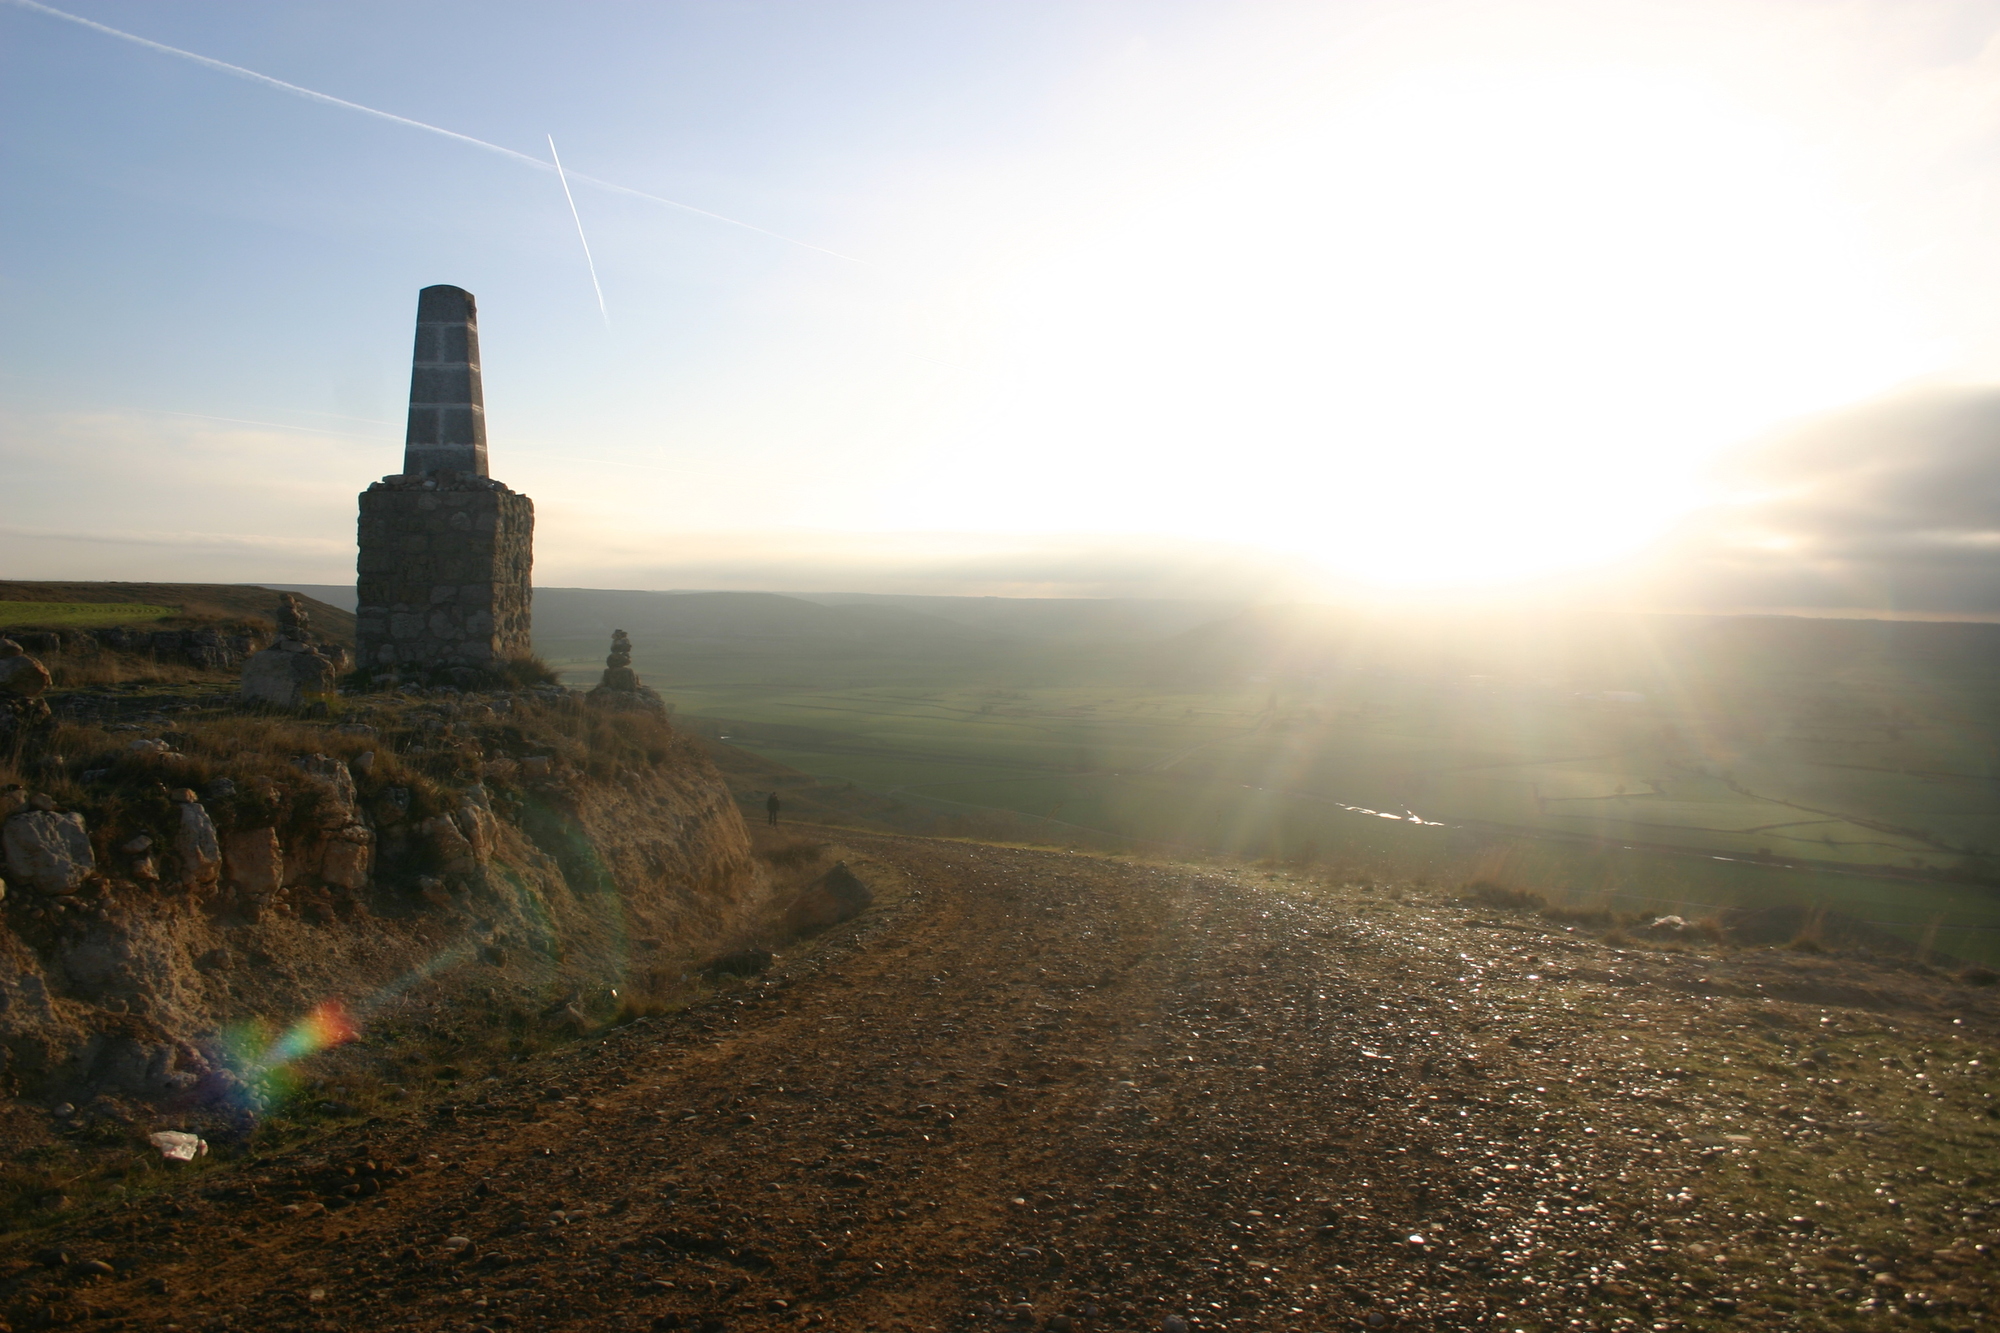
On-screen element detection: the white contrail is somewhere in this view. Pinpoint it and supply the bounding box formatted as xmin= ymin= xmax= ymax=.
xmin=4 ymin=0 xmax=867 ymax=265
xmin=548 ymin=135 xmax=608 ymax=326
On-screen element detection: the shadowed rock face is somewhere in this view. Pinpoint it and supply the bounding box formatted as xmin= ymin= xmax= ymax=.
xmin=403 ymin=284 xmax=488 ymax=478
xmin=0 ymin=638 xmax=50 ymax=699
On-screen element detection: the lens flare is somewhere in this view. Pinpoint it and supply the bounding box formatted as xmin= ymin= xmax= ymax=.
xmin=263 ymin=1000 xmax=360 ymax=1068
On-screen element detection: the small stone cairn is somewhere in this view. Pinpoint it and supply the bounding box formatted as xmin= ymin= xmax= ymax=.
xmin=586 ymin=629 xmax=666 ymax=717
xmin=239 ymin=594 xmax=343 ymax=708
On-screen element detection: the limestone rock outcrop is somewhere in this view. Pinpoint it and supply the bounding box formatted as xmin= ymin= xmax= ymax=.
xmin=172 ymin=790 xmax=221 ymax=887
xmin=294 ymin=752 xmax=375 ymax=890
xmin=0 ymin=637 xmax=51 ymax=698
xmin=224 ymin=828 xmax=283 ymax=897
xmin=0 ymin=715 xmax=761 ymax=1107
xmin=3 ymin=805 xmax=95 ymax=895
xmin=0 ymin=637 xmax=54 ymax=744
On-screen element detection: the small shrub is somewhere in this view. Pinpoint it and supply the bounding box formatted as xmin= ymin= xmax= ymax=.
xmin=703 ymin=948 xmax=774 ymax=979
xmin=761 ymin=835 xmax=829 ymax=871
xmin=1463 ymin=879 xmax=1545 ymax=912
xmin=45 ymin=656 xmax=216 ymax=690
xmin=495 ymin=655 xmax=559 ymax=689
xmin=1541 ymin=903 xmax=1615 ymax=928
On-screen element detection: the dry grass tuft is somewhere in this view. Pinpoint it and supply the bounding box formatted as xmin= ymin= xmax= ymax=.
xmin=44 ymin=656 xmax=220 ymax=690
xmin=760 ymin=832 xmax=832 ymax=873
xmin=1540 ymin=902 xmax=1618 ymax=928
xmin=1461 ymin=879 xmax=1545 ymax=912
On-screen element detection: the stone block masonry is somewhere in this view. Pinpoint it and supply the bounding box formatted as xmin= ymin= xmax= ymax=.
xmin=403 ymin=283 xmax=489 ymax=477
xmin=356 ymin=474 xmax=533 ymax=669
xmin=355 ymin=284 xmax=535 ymax=676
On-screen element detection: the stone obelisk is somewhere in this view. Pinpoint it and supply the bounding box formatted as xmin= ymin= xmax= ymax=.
xmin=402 ymin=284 xmax=490 ymax=477
xmin=354 ymin=285 xmax=535 ymax=680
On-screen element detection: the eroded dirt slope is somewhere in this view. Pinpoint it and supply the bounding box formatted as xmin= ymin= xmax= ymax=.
xmin=5 ymin=837 xmax=1998 ymax=1333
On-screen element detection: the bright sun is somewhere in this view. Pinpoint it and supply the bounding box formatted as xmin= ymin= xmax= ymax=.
xmin=896 ymin=60 xmax=1941 ymax=587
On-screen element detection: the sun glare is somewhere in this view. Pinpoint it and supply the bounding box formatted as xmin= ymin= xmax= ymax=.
xmin=900 ymin=59 xmax=1942 ymax=587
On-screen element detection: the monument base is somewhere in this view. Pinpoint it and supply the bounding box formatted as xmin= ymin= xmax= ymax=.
xmin=355 ymin=472 xmax=534 ymax=672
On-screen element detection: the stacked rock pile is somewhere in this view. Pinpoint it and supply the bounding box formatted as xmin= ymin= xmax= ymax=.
xmin=602 ymin=629 xmax=636 ymax=690
xmin=239 ymin=594 xmax=344 ymax=708
xmin=586 ymin=629 xmax=667 ymax=717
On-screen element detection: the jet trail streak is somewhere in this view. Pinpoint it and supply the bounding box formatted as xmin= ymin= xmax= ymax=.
xmin=549 ymin=135 xmax=609 ymax=325
xmin=5 ymin=0 xmax=865 ymax=264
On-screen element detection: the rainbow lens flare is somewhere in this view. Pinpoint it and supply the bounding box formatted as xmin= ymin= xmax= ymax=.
xmin=263 ymin=1001 xmax=360 ymax=1068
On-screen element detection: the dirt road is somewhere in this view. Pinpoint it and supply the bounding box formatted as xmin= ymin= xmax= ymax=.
xmin=6 ymin=835 xmax=1998 ymax=1332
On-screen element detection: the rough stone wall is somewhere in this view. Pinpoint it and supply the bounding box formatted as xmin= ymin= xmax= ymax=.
xmin=355 ymin=474 xmax=533 ymax=671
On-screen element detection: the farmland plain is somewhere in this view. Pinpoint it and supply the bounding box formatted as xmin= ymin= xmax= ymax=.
xmin=517 ymin=588 xmax=2000 ymax=962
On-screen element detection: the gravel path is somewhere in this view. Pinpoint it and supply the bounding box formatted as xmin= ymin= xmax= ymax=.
xmin=5 ymin=835 xmax=1997 ymax=1332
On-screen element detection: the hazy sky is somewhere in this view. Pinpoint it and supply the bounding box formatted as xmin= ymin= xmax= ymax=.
xmin=4 ymin=0 xmax=1999 ymax=610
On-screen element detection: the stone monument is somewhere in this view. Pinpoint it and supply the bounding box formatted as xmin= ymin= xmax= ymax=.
xmin=355 ymin=285 xmax=534 ymax=681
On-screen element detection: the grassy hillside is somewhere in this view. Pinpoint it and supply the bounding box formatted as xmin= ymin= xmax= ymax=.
xmin=0 ymin=581 xmax=355 ymax=646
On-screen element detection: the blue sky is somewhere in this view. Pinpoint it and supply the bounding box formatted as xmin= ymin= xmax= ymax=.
xmin=5 ymin=0 xmax=2000 ymax=611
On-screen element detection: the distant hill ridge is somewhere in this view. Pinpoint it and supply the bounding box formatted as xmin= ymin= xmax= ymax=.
xmin=260 ymin=585 xmax=1236 ymax=648
xmin=23 ymin=583 xmax=1990 ymax=693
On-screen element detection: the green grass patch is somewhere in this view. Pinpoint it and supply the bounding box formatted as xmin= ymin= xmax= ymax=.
xmin=0 ymin=601 xmax=178 ymax=628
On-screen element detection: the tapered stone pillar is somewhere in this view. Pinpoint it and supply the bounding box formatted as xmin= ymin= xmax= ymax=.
xmin=355 ymin=286 xmax=534 ymax=678
xmin=403 ymin=284 xmax=489 ymax=477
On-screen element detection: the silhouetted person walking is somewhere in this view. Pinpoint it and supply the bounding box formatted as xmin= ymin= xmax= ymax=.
xmin=766 ymin=791 xmax=781 ymax=827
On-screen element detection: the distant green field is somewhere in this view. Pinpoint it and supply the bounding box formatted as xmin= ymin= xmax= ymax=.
xmin=542 ymin=591 xmax=2000 ymax=961
xmin=0 ymin=601 xmax=178 ymax=628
